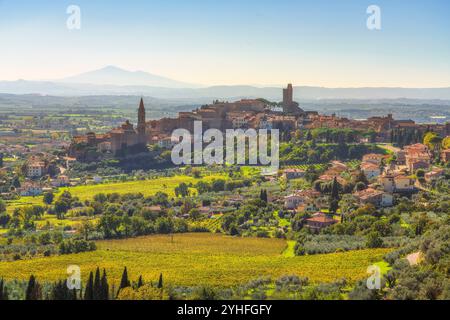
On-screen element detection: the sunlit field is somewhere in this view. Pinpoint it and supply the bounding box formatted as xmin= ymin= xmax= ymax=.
xmin=0 ymin=233 xmax=390 ymax=287
xmin=6 ymin=173 xmax=229 ymax=213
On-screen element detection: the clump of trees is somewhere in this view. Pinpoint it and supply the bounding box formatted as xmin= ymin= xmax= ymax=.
xmin=59 ymin=239 xmax=96 ymax=254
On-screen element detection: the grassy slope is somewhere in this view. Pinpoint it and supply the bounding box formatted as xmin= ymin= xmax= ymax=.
xmin=0 ymin=233 xmax=390 ymax=287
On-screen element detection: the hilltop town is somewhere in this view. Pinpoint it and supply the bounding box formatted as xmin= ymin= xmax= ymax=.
xmin=67 ymin=84 xmax=449 ymax=161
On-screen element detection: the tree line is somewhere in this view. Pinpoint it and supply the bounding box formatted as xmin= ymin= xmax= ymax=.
xmin=0 ymin=267 xmax=164 ymax=300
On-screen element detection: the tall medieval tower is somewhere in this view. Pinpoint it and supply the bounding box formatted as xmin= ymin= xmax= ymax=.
xmin=283 ymin=83 xmax=293 ymax=106
xmin=282 ymin=84 xmax=304 ymax=115
xmin=137 ymin=98 xmax=147 ymax=144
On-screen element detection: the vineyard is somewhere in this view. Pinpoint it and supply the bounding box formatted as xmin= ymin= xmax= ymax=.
xmin=190 ymin=215 xmax=223 ymax=231
xmin=281 ymin=164 xmax=328 ymax=171
xmin=282 ymin=160 xmax=361 ymax=171
xmin=0 ymin=233 xmax=390 ymax=287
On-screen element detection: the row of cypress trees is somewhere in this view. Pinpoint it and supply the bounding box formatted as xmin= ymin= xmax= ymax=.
xmin=84 ymin=267 xmax=109 ymax=300
xmin=0 ymin=267 xmax=164 ymax=300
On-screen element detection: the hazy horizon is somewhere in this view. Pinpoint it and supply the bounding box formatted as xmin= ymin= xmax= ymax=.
xmin=1 ymin=0 xmax=450 ymax=88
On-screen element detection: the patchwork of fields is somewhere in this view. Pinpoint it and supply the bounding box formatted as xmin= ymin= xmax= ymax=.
xmin=0 ymin=233 xmax=390 ymax=287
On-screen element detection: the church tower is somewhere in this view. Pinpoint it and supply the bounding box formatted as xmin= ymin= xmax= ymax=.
xmin=137 ymin=98 xmax=147 ymax=144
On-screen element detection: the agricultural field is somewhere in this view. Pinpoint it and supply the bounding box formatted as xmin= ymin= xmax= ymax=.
xmin=6 ymin=173 xmax=229 ymax=213
xmin=57 ymin=174 xmax=227 ymax=200
xmin=282 ymin=164 xmax=328 ymax=171
xmin=0 ymin=233 xmax=390 ymax=287
xmin=0 ymin=173 xmax=231 ymax=234
xmin=282 ymin=160 xmax=361 ymax=171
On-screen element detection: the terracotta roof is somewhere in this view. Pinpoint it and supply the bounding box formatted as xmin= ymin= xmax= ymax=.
xmin=306 ymin=214 xmax=337 ymax=224
xmin=361 ymin=162 xmax=380 ymax=169
xmin=354 ymin=187 xmax=384 ymax=200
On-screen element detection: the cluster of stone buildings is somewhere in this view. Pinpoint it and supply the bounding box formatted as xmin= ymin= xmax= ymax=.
xmin=359 ymin=145 xmax=447 ymax=202
xmin=68 ymin=84 xmax=450 ymax=162
xmin=68 ymin=85 xmax=308 ymax=159
xmin=148 ymin=84 xmax=306 ymax=142
xmin=69 ymin=98 xmax=148 ymax=158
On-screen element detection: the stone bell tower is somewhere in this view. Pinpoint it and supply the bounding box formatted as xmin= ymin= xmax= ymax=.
xmin=137 ymin=98 xmax=147 ymax=144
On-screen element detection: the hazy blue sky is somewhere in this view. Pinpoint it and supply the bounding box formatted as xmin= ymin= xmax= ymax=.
xmin=0 ymin=0 xmax=449 ymax=87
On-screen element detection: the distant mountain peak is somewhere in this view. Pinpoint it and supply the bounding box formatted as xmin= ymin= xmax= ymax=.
xmin=59 ymin=66 xmax=199 ymax=88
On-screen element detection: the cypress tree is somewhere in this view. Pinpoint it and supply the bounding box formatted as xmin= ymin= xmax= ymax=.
xmin=84 ymin=271 xmax=94 ymax=300
xmin=0 ymin=278 xmax=9 ymax=300
xmin=260 ymin=190 xmax=268 ymax=203
xmin=331 ymin=177 xmax=340 ymax=201
xmin=25 ymin=275 xmax=35 ymax=300
xmin=137 ymin=275 xmax=144 ymax=289
xmin=101 ymin=269 xmax=109 ymax=300
xmin=329 ymin=177 xmax=341 ymax=214
xmin=157 ymin=273 xmax=163 ymax=289
xmin=93 ymin=267 xmax=101 ymax=300
xmin=51 ymin=280 xmax=73 ymax=300
xmin=2 ymin=285 xmax=8 ymax=301
xmin=25 ymin=275 xmax=42 ymax=300
xmin=119 ymin=267 xmax=131 ymax=292
xmin=0 ymin=279 xmax=4 ymax=300
xmin=51 ymin=281 xmax=62 ymax=300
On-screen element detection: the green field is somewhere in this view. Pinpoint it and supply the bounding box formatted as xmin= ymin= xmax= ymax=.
xmin=6 ymin=174 xmax=228 ymax=213
xmin=57 ymin=174 xmax=227 ymax=200
xmin=0 ymin=233 xmax=390 ymax=287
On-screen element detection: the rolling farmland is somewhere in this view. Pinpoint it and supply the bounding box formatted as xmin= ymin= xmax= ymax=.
xmin=0 ymin=233 xmax=390 ymax=287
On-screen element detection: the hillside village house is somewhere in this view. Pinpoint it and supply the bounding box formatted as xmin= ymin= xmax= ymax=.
xmin=379 ymin=173 xmax=415 ymax=193
xmin=305 ymin=213 xmax=338 ymax=233
xmin=284 ymin=193 xmax=303 ymax=210
xmin=329 ymin=161 xmax=348 ymax=172
xmin=51 ymin=175 xmax=70 ymax=187
xmin=318 ymin=174 xmax=346 ymax=185
xmin=353 ymin=187 xmax=394 ymax=207
xmin=360 ymin=162 xmax=381 ymax=179
xmin=362 ymin=153 xmax=385 ymax=165
xmin=282 ymin=168 xmax=306 ymax=180
xmin=27 ymin=161 xmax=46 ymax=178
xmin=404 ymin=143 xmax=431 ymax=172
xmin=19 ymin=182 xmax=43 ymax=197
xmin=284 ymin=190 xmax=320 ymax=210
